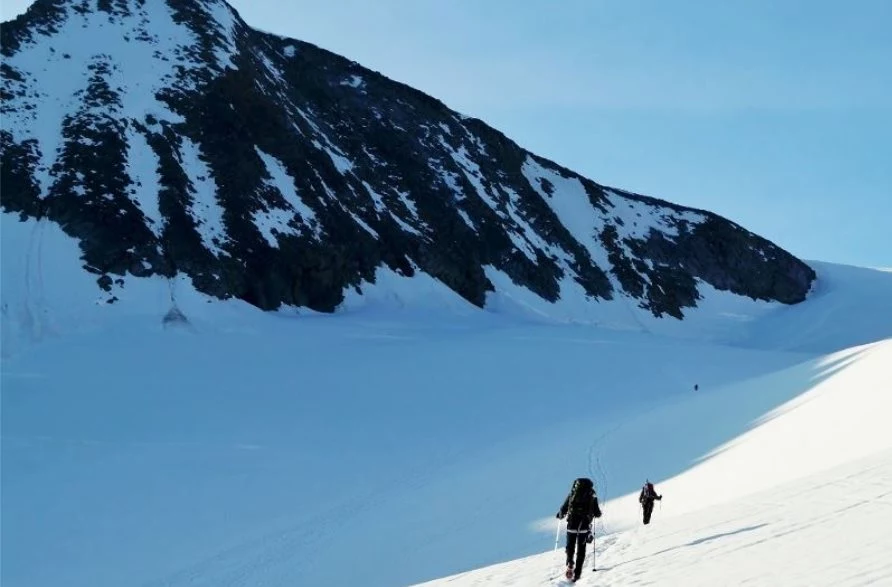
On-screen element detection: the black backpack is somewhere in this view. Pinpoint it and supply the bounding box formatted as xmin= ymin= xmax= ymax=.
xmin=641 ymin=482 xmax=654 ymax=501
xmin=568 ymin=477 xmax=594 ymax=514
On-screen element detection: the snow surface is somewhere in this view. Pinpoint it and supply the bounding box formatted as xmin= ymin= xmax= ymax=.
xmin=416 ymin=448 xmax=892 ymax=587
xmin=207 ymin=0 xmax=240 ymax=70
xmin=348 ymin=211 xmax=379 ymax=238
xmin=2 ymin=208 xmax=891 ymax=587
xmin=295 ymin=108 xmax=356 ymax=176
xmin=1 ymin=0 xmax=209 ymax=198
xmin=125 ymin=127 xmax=165 ymax=237
xmin=340 ymin=74 xmax=366 ymax=90
xmin=440 ymin=138 xmax=501 ymax=213
xmin=432 ymin=158 xmax=478 ymax=231
xmin=257 ymin=50 xmax=288 ymax=90
xmin=518 ymin=156 xmax=713 ymax=314
xmin=522 ymin=157 xmax=612 ymax=272
xmin=604 ymin=189 xmax=705 ymax=241
xmin=178 ymin=137 xmax=229 ymax=256
xmin=361 ymin=180 xmax=422 ymax=235
xmin=253 ymin=147 xmax=322 ymax=243
xmin=322 ymin=142 xmax=355 ymax=174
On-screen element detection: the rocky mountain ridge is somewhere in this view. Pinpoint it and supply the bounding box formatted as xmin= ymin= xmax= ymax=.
xmin=0 ymin=0 xmax=815 ymax=317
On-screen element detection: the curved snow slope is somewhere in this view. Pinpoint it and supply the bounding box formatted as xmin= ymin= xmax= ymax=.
xmin=735 ymin=260 xmax=892 ymax=353
xmin=2 ymin=211 xmax=891 ymax=587
xmin=415 ymin=448 xmax=892 ymax=587
xmin=416 ymin=341 xmax=892 ymax=586
xmin=574 ymin=338 xmax=892 ymax=533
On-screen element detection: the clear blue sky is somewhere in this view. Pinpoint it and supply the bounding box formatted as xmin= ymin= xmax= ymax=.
xmin=4 ymin=0 xmax=890 ymax=266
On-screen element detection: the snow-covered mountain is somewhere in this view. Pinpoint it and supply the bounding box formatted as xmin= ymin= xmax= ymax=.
xmin=3 ymin=3 xmax=891 ymax=587
xmin=2 ymin=0 xmax=813 ymax=319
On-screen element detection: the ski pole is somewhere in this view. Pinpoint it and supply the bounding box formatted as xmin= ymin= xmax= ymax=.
xmin=554 ymin=518 xmax=562 ymax=552
xmin=591 ymin=526 xmax=596 ymax=571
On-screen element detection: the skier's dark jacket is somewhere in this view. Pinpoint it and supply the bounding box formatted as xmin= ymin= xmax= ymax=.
xmin=639 ymin=482 xmax=662 ymax=504
xmin=558 ymin=482 xmax=602 ymax=533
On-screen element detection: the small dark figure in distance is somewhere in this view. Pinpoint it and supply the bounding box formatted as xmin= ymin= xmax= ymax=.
xmin=556 ymin=477 xmax=602 ymax=582
xmin=639 ymin=479 xmax=662 ymax=525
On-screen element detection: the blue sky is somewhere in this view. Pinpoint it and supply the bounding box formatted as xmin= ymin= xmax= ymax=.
xmin=4 ymin=0 xmax=890 ymax=266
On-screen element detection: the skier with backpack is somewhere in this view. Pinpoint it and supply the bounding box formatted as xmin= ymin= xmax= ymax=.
xmin=556 ymin=477 xmax=602 ymax=582
xmin=639 ymin=480 xmax=662 ymax=525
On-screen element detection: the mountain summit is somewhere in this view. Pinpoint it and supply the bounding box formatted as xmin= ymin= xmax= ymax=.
xmin=1 ymin=0 xmax=814 ymax=316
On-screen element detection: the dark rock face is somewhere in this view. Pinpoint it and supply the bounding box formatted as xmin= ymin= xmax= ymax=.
xmin=0 ymin=0 xmax=815 ymax=316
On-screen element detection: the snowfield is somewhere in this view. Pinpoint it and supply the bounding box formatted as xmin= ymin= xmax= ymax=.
xmin=416 ymin=449 xmax=892 ymax=587
xmin=416 ymin=339 xmax=892 ymax=586
xmin=1 ymin=210 xmax=891 ymax=587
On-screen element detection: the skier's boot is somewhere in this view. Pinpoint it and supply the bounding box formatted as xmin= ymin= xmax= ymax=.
xmin=564 ymin=561 xmax=574 ymax=580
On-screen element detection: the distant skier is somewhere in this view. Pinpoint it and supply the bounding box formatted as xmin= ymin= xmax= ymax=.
xmin=556 ymin=477 xmax=602 ymax=582
xmin=639 ymin=480 xmax=662 ymax=525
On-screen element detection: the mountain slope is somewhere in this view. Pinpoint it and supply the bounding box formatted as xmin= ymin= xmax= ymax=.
xmin=414 ymin=340 xmax=892 ymax=586
xmin=1 ymin=0 xmax=814 ymax=317
xmin=415 ymin=451 xmax=892 ymax=586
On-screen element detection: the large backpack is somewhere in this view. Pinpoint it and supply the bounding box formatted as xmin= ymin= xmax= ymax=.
xmin=567 ymin=477 xmax=594 ymax=514
xmin=641 ymin=481 xmax=654 ymax=501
